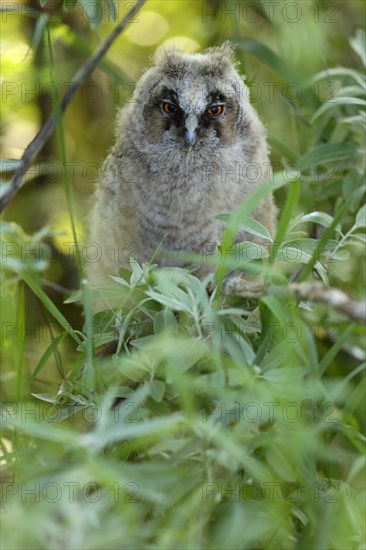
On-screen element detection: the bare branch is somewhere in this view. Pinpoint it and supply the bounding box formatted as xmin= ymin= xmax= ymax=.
xmin=222 ymin=273 xmax=366 ymax=323
xmin=0 ymin=0 xmax=147 ymax=213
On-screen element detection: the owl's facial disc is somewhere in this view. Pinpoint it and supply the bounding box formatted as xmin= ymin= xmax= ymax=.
xmin=146 ymin=86 xmax=231 ymax=152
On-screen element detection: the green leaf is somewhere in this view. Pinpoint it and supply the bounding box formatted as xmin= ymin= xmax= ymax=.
xmin=298 ymin=143 xmax=357 ymax=170
xmin=154 ymin=309 xmax=178 ymax=334
xmin=15 ymin=284 xmax=25 ymax=400
xmin=335 ymin=85 xmax=366 ymax=98
xmin=129 ymin=259 xmax=144 ymax=286
xmin=217 ymin=214 xmax=273 ymax=242
xmin=260 ymin=294 xmax=288 ymax=325
xmin=30 ymin=332 xmax=67 ymax=383
xmin=4 ymin=415 xmax=80 ymax=444
xmin=299 ymin=211 xmax=336 ymax=228
xmin=109 ymin=275 xmax=130 ymax=287
xmin=271 ymin=179 xmax=300 ymax=262
xmin=82 ymin=359 xmax=95 ymax=392
xmin=278 ymin=245 xmax=328 ymax=283
xmin=81 ymin=278 xmax=95 ymax=389
xmin=305 ymin=68 xmax=366 ymax=90
xmin=79 ymin=0 xmax=102 ymax=29
xmin=350 ymin=233 xmax=366 ymax=243
xmin=31 ymin=393 xmax=57 ymax=403
xmin=83 ymin=412 xmax=184 ymax=449
xmin=349 ymin=29 xmax=366 ymax=68
xmin=32 ymin=13 xmax=48 ymax=52
xmin=106 ymin=0 xmax=117 ymax=21
xmin=47 ymin=404 xmax=87 ymax=422
xmin=355 ymin=204 xmax=366 ymax=227
xmin=216 ymin=170 xmax=293 ymax=291
xmin=298 ymin=201 xmax=350 ymax=281
xmin=148 ymin=380 xmax=166 ymax=402
xmin=21 ymin=272 xmax=81 ymax=345
xmin=312 ymin=97 xmax=366 ymax=121
xmin=342 ymin=170 xmax=366 ymax=211
xmin=319 ymin=324 xmax=356 ymax=374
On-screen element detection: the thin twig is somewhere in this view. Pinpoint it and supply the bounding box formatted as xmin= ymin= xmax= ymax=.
xmin=222 ymin=273 xmax=366 ymax=323
xmin=0 ymin=0 xmax=147 ymax=213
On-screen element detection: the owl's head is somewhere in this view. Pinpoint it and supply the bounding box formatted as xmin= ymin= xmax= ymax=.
xmin=125 ymin=43 xmax=252 ymax=158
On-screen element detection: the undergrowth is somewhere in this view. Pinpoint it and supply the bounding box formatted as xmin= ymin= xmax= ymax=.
xmin=1 ymin=8 xmax=365 ymax=550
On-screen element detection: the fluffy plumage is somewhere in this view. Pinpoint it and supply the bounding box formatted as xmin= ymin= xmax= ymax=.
xmin=87 ymin=43 xmax=277 ymax=286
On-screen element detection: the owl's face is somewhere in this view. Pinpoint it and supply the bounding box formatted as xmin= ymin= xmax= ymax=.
xmin=129 ymin=44 xmax=250 ymax=159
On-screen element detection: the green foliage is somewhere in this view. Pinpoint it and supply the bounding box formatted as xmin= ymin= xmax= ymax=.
xmin=1 ymin=2 xmax=365 ymax=549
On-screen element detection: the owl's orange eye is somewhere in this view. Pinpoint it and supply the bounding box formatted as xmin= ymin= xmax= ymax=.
xmin=162 ymin=101 xmax=178 ymax=114
xmin=207 ymin=105 xmax=223 ymax=116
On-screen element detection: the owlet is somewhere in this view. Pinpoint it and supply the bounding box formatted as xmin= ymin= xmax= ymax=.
xmin=87 ymin=43 xmax=277 ymax=287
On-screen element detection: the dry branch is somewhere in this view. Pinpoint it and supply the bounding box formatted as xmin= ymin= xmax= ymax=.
xmin=0 ymin=0 xmax=147 ymax=213
xmin=222 ymin=273 xmax=366 ymax=323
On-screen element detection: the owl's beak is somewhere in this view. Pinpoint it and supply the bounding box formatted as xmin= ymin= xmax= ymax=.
xmin=184 ymin=114 xmax=198 ymax=148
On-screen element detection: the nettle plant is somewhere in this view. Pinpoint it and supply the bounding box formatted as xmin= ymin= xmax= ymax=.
xmin=1 ymin=17 xmax=365 ymax=550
